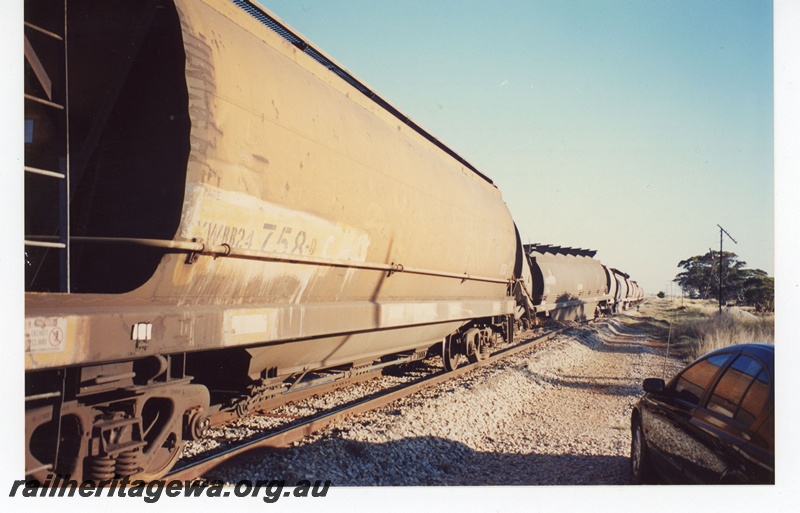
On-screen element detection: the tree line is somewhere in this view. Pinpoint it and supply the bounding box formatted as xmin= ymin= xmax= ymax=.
xmin=672 ymin=251 xmax=774 ymax=312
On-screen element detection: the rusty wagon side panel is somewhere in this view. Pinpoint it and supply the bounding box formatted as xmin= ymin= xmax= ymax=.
xmin=24 ymin=0 xmax=520 ymax=481
xmin=25 ymin=0 xmax=518 ymax=374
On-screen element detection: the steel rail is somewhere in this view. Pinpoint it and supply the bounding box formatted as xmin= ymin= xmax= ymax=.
xmin=24 ymin=240 xmax=67 ymax=249
xmin=24 ymin=165 xmax=66 ymax=179
xmin=24 ymin=21 xmax=64 ymax=41
xmin=68 ymin=236 xmax=511 ymax=285
xmin=167 ymin=326 xmax=565 ymax=481
xmin=25 ymin=93 xmax=64 ymax=110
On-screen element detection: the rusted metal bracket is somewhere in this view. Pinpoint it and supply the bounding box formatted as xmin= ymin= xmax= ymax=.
xmin=387 ymin=262 xmax=404 ymax=277
xmin=186 ymin=238 xmax=204 ymax=264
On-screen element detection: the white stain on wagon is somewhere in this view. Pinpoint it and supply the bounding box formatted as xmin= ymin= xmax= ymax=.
xmin=181 ymin=182 xmax=371 ymax=261
xmin=177 ymin=182 xmax=372 ymax=303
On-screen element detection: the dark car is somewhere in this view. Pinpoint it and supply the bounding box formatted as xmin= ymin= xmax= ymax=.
xmin=630 ymin=343 xmax=774 ymax=484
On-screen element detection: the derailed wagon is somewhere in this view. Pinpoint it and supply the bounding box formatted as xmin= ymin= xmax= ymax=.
xmin=24 ymin=0 xmax=520 ymax=481
xmin=23 ymin=0 xmax=642 ymax=482
xmin=521 ymin=245 xmax=609 ymax=321
xmin=516 ymin=245 xmax=642 ymax=323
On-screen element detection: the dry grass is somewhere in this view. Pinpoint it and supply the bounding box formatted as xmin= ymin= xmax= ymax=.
xmin=620 ymin=298 xmax=774 ymax=361
xmin=676 ymin=311 xmax=774 ymax=358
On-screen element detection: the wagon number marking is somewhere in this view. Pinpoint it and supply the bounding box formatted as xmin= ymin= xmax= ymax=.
xmin=200 ymin=221 xmax=317 ymax=256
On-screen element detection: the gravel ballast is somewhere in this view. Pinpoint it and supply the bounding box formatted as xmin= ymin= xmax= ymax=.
xmin=205 ymin=313 xmax=683 ymax=486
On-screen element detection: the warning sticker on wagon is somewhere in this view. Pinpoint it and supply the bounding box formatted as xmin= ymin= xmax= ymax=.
xmin=25 ymin=317 xmax=67 ymax=354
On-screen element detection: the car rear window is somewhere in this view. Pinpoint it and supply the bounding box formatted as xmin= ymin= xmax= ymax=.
xmin=673 ymin=353 xmax=731 ymax=405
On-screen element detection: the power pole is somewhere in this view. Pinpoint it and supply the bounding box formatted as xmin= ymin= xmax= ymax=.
xmin=717 ymin=224 xmax=738 ymax=315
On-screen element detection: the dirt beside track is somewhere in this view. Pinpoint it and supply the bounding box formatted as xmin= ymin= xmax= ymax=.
xmin=206 ymin=312 xmax=684 ymax=486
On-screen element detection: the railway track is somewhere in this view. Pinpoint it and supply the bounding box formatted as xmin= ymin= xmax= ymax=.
xmin=167 ymin=326 xmax=566 ymax=482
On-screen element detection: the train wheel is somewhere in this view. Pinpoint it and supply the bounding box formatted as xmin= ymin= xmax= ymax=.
xmin=467 ymin=330 xmax=491 ymax=364
xmin=442 ymin=335 xmax=463 ymax=371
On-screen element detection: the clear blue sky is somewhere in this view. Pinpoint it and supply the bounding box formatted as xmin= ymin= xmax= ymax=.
xmin=261 ymin=0 xmax=774 ymax=295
